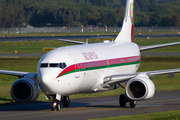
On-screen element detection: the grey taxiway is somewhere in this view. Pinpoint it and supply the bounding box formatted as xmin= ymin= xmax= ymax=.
xmin=0 ymin=91 xmax=180 ymax=120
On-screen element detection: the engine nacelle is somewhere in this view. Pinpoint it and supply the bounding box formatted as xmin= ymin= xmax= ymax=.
xmin=125 ymin=73 xmax=155 ymax=101
xmin=10 ymin=73 xmax=39 ymax=102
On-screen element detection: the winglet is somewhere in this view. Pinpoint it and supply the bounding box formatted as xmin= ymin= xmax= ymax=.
xmin=115 ymin=0 xmax=135 ymax=43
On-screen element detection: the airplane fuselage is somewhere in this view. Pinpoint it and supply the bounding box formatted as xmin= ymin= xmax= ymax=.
xmin=37 ymin=41 xmax=141 ymax=96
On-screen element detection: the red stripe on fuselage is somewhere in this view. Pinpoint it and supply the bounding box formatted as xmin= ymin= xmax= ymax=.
xmin=56 ymin=65 xmax=75 ymax=78
xmin=57 ymin=55 xmax=141 ymax=78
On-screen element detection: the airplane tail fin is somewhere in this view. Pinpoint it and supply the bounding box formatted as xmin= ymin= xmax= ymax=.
xmin=115 ymin=0 xmax=135 ymax=43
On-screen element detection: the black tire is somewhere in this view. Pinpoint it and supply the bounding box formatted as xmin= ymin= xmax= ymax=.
xmin=119 ymin=94 xmax=126 ymax=107
xmin=130 ymin=101 xmax=136 ymax=108
xmin=56 ymin=102 xmax=60 ymax=111
xmin=63 ymin=96 xmax=70 ymax=107
xmin=51 ymin=101 xmax=56 ymax=111
xmin=51 ymin=100 xmax=60 ymax=111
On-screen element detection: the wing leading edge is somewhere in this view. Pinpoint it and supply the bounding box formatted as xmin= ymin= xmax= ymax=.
xmin=140 ymin=41 xmax=180 ymax=51
xmin=0 ymin=70 xmax=30 ymax=77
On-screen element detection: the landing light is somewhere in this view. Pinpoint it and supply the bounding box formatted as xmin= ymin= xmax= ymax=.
xmin=53 ymin=102 xmax=57 ymax=106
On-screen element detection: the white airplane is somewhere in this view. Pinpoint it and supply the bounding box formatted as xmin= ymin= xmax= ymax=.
xmin=1 ymin=0 xmax=180 ymax=111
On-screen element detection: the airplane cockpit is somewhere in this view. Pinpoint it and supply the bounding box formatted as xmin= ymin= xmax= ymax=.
xmin=40 ymin=63 xmax=67 ymax=69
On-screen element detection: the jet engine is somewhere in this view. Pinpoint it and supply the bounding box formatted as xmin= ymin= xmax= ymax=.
xmin=10 ymin=73 xmax=39 ymax=102
xmin=125 ymin=73 xmax=155 ymax=101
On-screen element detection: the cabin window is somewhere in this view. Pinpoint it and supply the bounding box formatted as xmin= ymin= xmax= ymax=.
xmin=40 ymin=63 xmax=48 ymax=68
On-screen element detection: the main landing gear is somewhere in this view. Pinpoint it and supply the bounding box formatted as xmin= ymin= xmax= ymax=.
xmin=119 ymin=94 xmax=136 ymax=108
xmin=51 ymin=95 xmax=70 ymax=111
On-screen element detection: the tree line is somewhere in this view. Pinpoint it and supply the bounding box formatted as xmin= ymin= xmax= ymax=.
xmin=0 ymin=0 xmax=180 ymax=27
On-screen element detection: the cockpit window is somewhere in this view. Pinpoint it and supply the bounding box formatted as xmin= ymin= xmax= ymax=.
xmin=49 ymin=63 xmax=59 ymax=67
xmin=59 ymin=63 xmax=67 ymax=69
xmin=40 ymin=63 xmax=67 ymax=68
xmin=40 ymin=63 xmax=48 ymax=68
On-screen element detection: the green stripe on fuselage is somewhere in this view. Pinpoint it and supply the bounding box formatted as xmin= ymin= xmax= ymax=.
xmin=58 ymin=61 xmax=140 ymax=78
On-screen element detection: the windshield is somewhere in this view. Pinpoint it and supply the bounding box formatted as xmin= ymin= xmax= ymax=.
xmin=40 ymin=63 xmax=67 ymax=69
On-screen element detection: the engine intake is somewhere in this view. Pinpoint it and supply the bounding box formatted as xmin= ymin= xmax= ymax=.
xmin=129 ymin=81 xmax=146 ymax=98
xmin=10 ymin=74 xmax=39 ymax=102
xmin=125 ymin=74 xmax=155 ymax=101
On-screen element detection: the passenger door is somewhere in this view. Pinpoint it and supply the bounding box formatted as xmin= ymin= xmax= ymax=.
xmin=69 ymin=54 xmax=80 ymax=78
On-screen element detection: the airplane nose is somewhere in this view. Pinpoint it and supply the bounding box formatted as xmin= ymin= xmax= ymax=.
xmin=38 ymin=69 xmax=59 ymax=94
xmin=41 ymin=73 xmax=51 ymax=85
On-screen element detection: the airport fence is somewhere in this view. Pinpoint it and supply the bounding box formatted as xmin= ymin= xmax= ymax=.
xmin=0 ymin=26 xmax=180 ymax=34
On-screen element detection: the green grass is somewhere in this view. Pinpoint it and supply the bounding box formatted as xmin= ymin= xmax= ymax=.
xmin=0 ymin=56 xmax=180 ymax=104
xmin=0 ymin=37 xmax=180 ymax=54
xmin=88 ymin=110 xmax=180 ymax=120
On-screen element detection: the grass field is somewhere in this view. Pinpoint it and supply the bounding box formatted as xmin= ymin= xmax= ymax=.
xmin=0 ymin=37 xmax=180 ymax=54
xmin=88 ymin=110 xmax=180 ymax=120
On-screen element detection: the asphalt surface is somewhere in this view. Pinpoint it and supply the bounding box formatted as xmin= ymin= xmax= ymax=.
xmin=0 ymin=34 xmax=180 ymax=41
xmin=0 ymin=35 xmax=117 ymax=41
xmin=0 ymin=91 xmax=180 ymax=120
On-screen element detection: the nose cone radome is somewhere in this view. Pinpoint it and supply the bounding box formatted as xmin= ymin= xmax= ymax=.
xmin=38 ymin=68 xmax=61 ymax=94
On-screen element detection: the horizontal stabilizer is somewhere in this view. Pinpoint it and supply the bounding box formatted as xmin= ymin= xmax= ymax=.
xmin=58 ymin=39 xmax=85 ymax=44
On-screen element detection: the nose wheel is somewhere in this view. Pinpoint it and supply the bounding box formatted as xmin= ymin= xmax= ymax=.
xmin=51 ymin=95 xmax=70 ymax=111
xmin=51 ymin=99 xmax=60 ymax=111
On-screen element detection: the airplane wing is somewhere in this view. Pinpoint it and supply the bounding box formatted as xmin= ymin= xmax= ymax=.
xmin=58 ymin=39 xmax=86 ymax=44
xmin=103 ymin=68 xmax=180 ymax=86
xmin=140 ymin=41 xmax=180 ymax=51
xmin=0 ymin=70 xmax=30 ymax=77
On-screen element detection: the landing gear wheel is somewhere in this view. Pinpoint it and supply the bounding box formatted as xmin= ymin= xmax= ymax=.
xmin=56 ymin=102 xmax=60 ymax=111
xmin=130 ymin=101 xmax=136 ymax=108
xmin=119 ymin=94 xmax=126 ymax=107
xmin=63 ymin=95 xmax=70 ymax=107
xmin=51 ymin=100 xmax=60 ymax=111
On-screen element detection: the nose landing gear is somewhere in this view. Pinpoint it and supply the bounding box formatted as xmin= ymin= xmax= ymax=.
xmin=62 ymin=96 xmax=70 ymax=107
xmin=51 ymin=95 xmax=70 ymax=111
xmin=51 ymin=99 xmax=60 ymax=111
